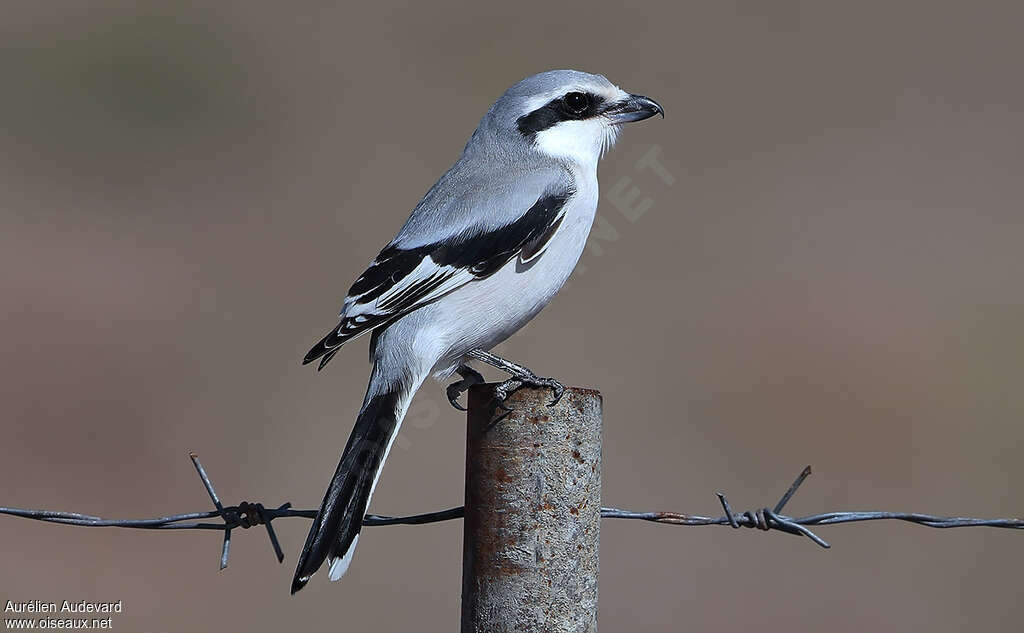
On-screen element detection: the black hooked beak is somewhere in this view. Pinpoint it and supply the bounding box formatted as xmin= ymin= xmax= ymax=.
xmin=603 ymin=93 xmax=665 ymax=124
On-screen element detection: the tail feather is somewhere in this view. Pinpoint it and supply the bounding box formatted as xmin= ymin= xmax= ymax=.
xmin=291 ymin=389 xmax=403 ymax=594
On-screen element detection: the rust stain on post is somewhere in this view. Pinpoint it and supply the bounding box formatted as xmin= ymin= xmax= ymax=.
xmin=462 ymin=384 xmax=602 ymax=633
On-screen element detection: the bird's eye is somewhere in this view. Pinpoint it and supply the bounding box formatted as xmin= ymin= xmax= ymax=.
xmin=564 ymin=92 xmax=590 ymax=114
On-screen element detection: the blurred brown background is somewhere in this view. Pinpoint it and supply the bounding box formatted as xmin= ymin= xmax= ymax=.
xmin=2 ymin=1 xmax=1022 ymax=631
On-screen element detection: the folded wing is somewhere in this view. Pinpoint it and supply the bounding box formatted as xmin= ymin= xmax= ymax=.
xmin=304 ymin=186 xmax=574 ymax=370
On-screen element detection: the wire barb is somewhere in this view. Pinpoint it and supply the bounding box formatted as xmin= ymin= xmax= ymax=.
xmin=1 ymin=458 xmax=1021 ymax=570
xmin=774 ymin=465 xmax=812 ymax=514
xmin=711 ymin=466 xmax=832 ymax=547
xmin=187 ymin=453 xmax=295 ymax=569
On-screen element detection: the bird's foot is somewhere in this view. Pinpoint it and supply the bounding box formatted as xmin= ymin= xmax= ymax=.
xmin=492 ymin=371 xmax=565 ymax=409
xmin=466 ymin=349 xmax=565 ymax=409
xmin=446 ymin=365 xmax=485 ymax=411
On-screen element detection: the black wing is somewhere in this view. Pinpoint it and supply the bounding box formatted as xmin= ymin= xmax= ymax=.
xmin=303 ymin=190 xmax=572 ymax=369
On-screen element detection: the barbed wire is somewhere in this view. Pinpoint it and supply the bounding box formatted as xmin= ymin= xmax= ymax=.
xmin=1 ymin=455 xmax=1020 ymax=569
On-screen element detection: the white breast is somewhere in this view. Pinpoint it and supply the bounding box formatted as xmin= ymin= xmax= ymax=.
xmin=391 ymin=170 xmax=600 ymax=378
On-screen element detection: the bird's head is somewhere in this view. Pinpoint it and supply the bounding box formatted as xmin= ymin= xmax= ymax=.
xmin=481 ymin=69 xmax=664 ymax=169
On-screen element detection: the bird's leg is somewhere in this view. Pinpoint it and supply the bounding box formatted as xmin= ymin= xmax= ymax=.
xmin=466 ymin=349 xmax=565 ymax=407
xmin=446 ymin=364 xmax=485 ymax=411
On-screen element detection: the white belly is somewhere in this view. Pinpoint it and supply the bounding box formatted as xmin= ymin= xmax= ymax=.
xmin=383 ymin=176 xmax=598 ymax=378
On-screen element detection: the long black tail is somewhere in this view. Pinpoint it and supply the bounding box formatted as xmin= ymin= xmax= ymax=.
xmin=291 ymin=389 xmax=402 ymax=594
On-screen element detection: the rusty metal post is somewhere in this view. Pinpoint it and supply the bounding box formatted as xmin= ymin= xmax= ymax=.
xmin=461 ymin=384 xmax=603 ymax=633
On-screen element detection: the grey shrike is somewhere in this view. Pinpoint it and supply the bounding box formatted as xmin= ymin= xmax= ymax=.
xmin=292 ymin=69 xmax=662 ymax=593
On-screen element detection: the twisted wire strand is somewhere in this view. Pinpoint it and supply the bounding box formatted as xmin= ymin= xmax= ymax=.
xmin=1 ymin=458 xmax=1020 ymax=568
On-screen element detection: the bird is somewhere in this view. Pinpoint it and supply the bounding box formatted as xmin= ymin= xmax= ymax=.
xmin=292 ymin=69 xmax=663 ymax=593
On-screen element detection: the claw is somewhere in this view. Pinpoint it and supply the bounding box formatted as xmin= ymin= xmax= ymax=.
xmin=446 ymin=383 xmax=468 ymax=411
xmin=446 ymin=364 xmax=485 ymax=412
xmin=547 ymin=382 xmax=565 ymax=407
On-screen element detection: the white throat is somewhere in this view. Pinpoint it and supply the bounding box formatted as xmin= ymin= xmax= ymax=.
xmin=534 ymin=119 xmax=620 ymax=171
